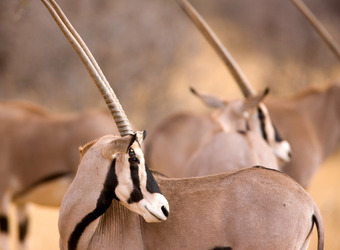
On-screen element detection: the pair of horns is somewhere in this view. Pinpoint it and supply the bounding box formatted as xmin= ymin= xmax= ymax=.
xmin=179 ymin=0 xmax=340 ymax=77
xmin=41 ymin=0 xmax=133 ymax=137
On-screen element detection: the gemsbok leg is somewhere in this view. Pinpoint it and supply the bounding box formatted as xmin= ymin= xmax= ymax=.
xmin=0 ymin=192 xmax=10 ymax=250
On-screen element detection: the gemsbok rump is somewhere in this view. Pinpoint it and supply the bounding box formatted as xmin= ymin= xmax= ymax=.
xmin=0 ymin=100 xmax=118 ymax=249
xmin=39 ymin=0 xmax=324 ymax=249
xmin=145 ymin=0 xmax=291 ymax=177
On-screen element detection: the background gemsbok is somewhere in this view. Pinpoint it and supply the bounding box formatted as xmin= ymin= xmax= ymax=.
xmin=40 ymin=0 xmax=324 ymax=249
xmin=145 ymin=0 xmax=291 ymax=177
xmin=261 ymin=0 xmax=340 ymax=188
xmin=0 ymin=100 xmax=119 ymax=249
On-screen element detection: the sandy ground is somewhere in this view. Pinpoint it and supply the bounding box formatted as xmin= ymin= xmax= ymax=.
xmin=8 ymin=153 xmax=340 ymax=250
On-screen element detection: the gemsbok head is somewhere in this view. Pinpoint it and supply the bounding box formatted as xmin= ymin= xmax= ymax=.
xmin=40 ymin=1 xmax=324 ymax=249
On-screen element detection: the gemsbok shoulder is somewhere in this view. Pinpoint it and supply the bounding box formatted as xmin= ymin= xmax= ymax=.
xmin=39 ymin=0 xmax=324 ymax=249
xmin=0 ymin=100 xmax=118 ymax=249
xmin=145 ymin=0 xmax=291 ymax=177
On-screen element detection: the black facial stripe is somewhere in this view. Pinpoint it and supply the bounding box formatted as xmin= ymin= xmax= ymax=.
xmin=127 ymin=163 xmax=143 ymax=204
xmin=19 ymin=217 xmax=28 ymax=242
xmin=68 ymin=159 xmax=119 ymax=250
xmin=145 ymin=163 xmax=162 ymax=194
xmin=212 ymin=247 xmax=232 ymax=250
xmin=257 ymin=107 xmax=268 ymax=142
xmin=0 ymin=215 xmax=8 ymax=234
xmin=273 ymin=124 xmax=283 ymax=142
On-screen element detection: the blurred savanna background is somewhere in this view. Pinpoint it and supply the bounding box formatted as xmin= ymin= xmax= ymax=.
xmin=1 ymin=0 xmax=340 ymax=249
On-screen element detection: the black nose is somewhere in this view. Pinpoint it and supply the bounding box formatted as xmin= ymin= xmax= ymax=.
xmin=161 ymin=206 xmax=169 ymax=217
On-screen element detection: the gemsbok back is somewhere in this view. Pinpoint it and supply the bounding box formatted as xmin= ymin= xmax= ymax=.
xmin=39 ymin=0 xmax=324 ymax=249
xmin=0 ymin=100 xmax=118 ymax=249
xmin=145 ymin=0 xmax=291 ymax=177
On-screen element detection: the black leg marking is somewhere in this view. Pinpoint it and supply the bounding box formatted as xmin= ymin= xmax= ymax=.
xmin=68 ymin=159 xmax=119 ymax=250
xmin=0 ymin=215 xmax=8 ymax=234
xmin=19 ymin=217 xmax=28 ymax=242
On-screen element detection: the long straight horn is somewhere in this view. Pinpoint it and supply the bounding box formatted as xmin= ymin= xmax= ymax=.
xmin=178 ymin=0 xmax=256 ymax=97
xmin=40 ymin=0 xmax=133 ymax=136
xmin=291 ymin=0 xmax=340 ymax=62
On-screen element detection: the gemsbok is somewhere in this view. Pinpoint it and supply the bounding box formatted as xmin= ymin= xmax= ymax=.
xmin=266 ymin=82 xmax=340 ymax=188
xmin=146 ymin=88 xmax=281 ymax=177
xmin=40 ymin=0 xmax=324 ymax=249
xmin=0 ymin=100 xmax=118 ymax=249
xmin=258 ymin=0 xmax=340 ymax=188
xmin=145 ymin=0 xmax=291 ymax=177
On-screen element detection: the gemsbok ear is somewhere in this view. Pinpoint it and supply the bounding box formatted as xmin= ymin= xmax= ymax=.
xmin=241 ymin=87 xmax=269 ymax=112
xmin=101 ymin=135 xmax=134 ymax=159
xmin=135 ymin=130 xmax=147 ymax=144
xmin=190 ymin=87 xmax=226 ymax=108
xmin=79 ymin=139 xmax=99 ymax=160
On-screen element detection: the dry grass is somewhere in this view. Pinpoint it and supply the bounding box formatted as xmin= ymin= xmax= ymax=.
xmin=7 ymin=152 xmax=339 ymax=250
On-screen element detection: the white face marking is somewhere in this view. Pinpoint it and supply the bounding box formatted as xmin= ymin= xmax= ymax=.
xmin=113 ymin=137 xmax=169 ymax=223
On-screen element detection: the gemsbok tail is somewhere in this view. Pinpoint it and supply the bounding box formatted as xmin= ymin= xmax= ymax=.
xmin=303 ymin=202 xmax=324 ymax=250
xmin=314 ymin=203 xmax=324 ymax=250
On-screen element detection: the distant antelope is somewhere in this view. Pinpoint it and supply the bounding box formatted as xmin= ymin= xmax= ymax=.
xmin=266 ymin=82 xmax=340 ymax=187
xmin=146 ymin=88 xmax=281 ymax=177
xmin=261 ymin=0 xmax=340 ymax=187
xmin=40 ymin=0 xmax=324 ymax=249
xmin=0 ymin=100 xmax=118 ymax=249
xmin=145 ymin=0 xmax=291 ymax=177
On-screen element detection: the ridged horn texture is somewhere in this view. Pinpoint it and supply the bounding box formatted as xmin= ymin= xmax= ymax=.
xmin=41 ymin=0 xmax=133 ymax=136
xmin=291 ymin=0 xmax=340 ymax=62
xmin=178 ymin=0 xmax=256 ymax=97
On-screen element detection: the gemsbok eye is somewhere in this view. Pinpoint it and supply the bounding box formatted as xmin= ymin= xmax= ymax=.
xmin=128 ymin=148 xmax=140 ymax=164
xmin=128 ymin=157 xmax=140 ymax=164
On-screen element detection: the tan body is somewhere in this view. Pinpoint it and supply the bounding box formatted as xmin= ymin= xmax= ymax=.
xmin=145 ymin=98 xmax=282 ymax=178
xmin=0 ymin=100 xmax=118 ymax=202
xmin=145 ymin=112 xmax=220 ymax=177
xmin=0 ymin=100 xmax=118 ymax=249
xmin=59 ymin=135 xmax=323 ymax=250
xmin=183 ymin=131 xmax=279 ymax=177
xmin=266 ymin=82 xmax=340 ymax=187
